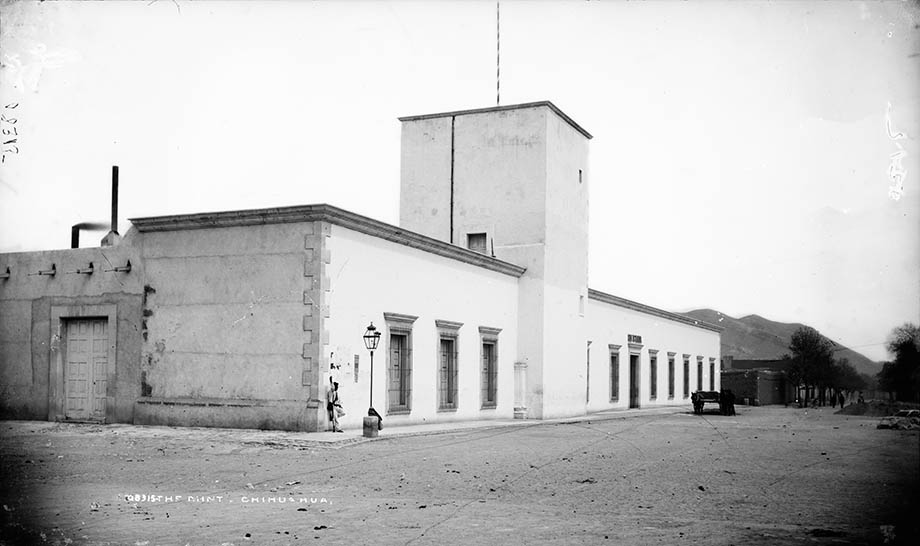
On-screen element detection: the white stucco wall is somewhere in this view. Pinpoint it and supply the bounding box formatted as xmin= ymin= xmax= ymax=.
xmin=325 ymin=225 xmax=519 ymax=429
xmin=539 ymin=109 xmax=591 ymax=419
xmin=584 ymin=297 xmax=721 ymax=412
xmin=399 ymin=116 xmax=453 ymax=242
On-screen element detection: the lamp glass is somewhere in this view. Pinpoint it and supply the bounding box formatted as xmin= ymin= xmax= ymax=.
xmin=363 ymin=323 xmax=380 ymax=351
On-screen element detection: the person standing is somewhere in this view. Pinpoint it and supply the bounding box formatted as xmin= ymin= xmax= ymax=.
xmin=326 ymin=379 xmax=343 ymax=432
xmin=838 ymin=391 xmax=845 ymax=409
xmin=332 ymin=382 xmax=344 ymax=432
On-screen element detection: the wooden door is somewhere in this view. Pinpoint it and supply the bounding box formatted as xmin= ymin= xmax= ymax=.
xmin=65 ymin=319 xmax=107 ymax=421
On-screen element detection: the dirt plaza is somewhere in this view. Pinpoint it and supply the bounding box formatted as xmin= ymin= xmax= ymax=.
xmin=1 ymin=406 xmax=917 ymax=546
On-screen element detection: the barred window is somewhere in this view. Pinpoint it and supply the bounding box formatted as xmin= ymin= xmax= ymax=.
xmin=683 ymin=355 xmax=690 ymax=399
xmin=609 ymin=346 xmax=620 ymax=402
xmin=384 ymin=312 xmax=417 ymax=414
xmin=388 ymin=333 xmax=412 ymax=412
xmin=479 ymin=326 xmax=501 ymax=409
xmin=436 ymin=319 xmax=463 ymax=411
xmin=439 ymin=338 xmax=458 ymax=409
xmin=697 ymin=357 xmax=704 ymax=392
xmin=668 ymin=353 xmax=675 ymax=399
xmin=649 ymin=352 xmax=658 ymax=400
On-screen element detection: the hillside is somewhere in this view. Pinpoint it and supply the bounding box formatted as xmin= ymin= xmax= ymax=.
xmin=684 ymin=309 xmax=881 ymax=377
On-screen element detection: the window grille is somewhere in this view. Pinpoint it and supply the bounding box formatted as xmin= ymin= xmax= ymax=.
xmin=683 ymin=357 xmax=690 ymax=398
xmin=481 ymin=341 xmax=497 ymax=408
xmin=649 ymin=353 xmax=658 ymax=400
xmin=439 ymin=338 xmax=458 ymax=410
xmin=388 ymin=333 xmax=412 ymax=412
xmin=697 ymin=358 xmax=703 ymax=392
xmin=668 ymin=355 xmax=675 ymax=399
xmin=610 ymin=353 xmax=619 ymax=402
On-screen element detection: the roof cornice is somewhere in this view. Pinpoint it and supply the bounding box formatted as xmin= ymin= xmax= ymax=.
xmin=398 ymin=101 xmax=593 ymax=140
xmin=129 ymin=204 xmax=526 ymax=278
xmin=587 ymin=288 xmax=723 ymax=333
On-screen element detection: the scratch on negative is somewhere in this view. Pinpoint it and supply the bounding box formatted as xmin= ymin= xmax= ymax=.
xmin=330 ymin=258 xmax=349 ymax=293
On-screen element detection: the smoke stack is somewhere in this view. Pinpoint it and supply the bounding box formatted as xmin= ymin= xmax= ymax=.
xmin=101 ymin=165 xmax=122 ymax=247
xmin=71 ymin=222 xmax=108 ymax=249
xmin=111 ymin=165 xmax=119 ymax=235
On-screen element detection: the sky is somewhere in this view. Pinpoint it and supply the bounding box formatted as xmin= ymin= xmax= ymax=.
xmin=0 ymin=0 xmax=918 ymax=362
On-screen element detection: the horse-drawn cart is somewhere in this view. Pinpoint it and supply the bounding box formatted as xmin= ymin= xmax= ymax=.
xmin=691 ymin=390 xmax=720 ymax=414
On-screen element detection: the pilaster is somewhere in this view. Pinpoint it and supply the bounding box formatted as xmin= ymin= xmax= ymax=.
xmin=302 ymin=221 xmax=332 ymax=431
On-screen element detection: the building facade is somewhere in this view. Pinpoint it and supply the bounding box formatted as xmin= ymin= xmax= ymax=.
xmin=720 ymin=357 xmax=796 ymax=406
xmin=0 ymin=101 xmax=721 ymax=432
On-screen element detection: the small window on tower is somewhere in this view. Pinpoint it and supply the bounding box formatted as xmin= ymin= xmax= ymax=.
xmin=578 ymin=169 xmax=583 ymax=184
xmin=467 ymin=233 xmax=488 ymax=254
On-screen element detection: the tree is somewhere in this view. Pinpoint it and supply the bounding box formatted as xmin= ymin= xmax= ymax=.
xmin=788 ymin=326 xmax=835 ymax=404
xmin=878 ymin=323 xmax=920 ymax=402
xmin=831 ymin=358 xmax=866 ymax=392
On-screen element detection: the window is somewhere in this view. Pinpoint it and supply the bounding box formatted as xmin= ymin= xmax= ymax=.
xmin=467 ymin=233 xmax=488 ymax=254
xmin=609 ymin=344 xmax=621 ymax=402
xmin=683 ymin=355 xmax=690 ymax=398
xmin=649 ymin=351 xmax=658 ymax=400
xmin=480 ymin=326 xmax=502 ymax=408
xmin=668 ymin=353 xmax=675 ymax=399
xmin=709 ymin=358 xmax=716 ymax=391
xmin=436 ymin=320 xmax=462 ymax=411
xmin=697 ymin=357 xmax=704 ymax=392
xmin=578 ymin=169 xmax=583 ymax=184
xmin=385 ymin=313 xmax=417 ymax=414
xmin=439 ymin=338 xmax=458 ymax=410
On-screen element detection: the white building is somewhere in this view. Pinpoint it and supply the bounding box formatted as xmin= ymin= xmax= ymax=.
xmin=0 ymin=101 xmax=720 ymax=432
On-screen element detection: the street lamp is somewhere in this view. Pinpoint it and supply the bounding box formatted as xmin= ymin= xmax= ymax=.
xmin=363 ymin=322 xmax=382 ymax=437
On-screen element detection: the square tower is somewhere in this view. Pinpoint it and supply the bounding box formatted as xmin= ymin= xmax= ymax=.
xmin=399 ymin=101 xmax=593 ymax=418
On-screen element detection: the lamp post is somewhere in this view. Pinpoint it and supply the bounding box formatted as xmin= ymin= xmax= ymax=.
xmin=362 ymin=322 xmax=382 ymax=437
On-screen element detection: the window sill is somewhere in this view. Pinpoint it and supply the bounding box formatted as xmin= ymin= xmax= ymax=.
xmin=437 ymin=407 xmax=458 ymax=413
xmin=387 ymin=409 xmax=411 ymax=416
xmin=480 ymin=405 xmax=497 ymax=410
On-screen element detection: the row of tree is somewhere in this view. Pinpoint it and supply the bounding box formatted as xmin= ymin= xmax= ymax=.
xmin=785 ymin=323 xmax=920 ymax=403
xmin=784 ymin=326 xmax=870 ymax=405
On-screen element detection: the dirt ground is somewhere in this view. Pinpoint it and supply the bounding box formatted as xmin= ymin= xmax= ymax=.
xmin=1 ymin=406 xmax=918 ymax=546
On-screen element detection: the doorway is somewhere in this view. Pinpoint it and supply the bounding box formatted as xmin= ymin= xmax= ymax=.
xmin=629 ymin=354 xmax=640 ymax=408
xmin=64 ymin=318 xmax=108 ymax=422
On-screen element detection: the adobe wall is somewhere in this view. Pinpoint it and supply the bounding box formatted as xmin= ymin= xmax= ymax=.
xmin=134 ymin=222 xmax=317 ymax=431
xmin=0 ymin=242 xmax=142 ymax=423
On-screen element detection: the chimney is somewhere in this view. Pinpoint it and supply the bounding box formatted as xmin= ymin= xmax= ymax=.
xmin=101 ymin=165 xmax=122 ymax=247
xmin=111 ymin=165 xmax=118 ymax=234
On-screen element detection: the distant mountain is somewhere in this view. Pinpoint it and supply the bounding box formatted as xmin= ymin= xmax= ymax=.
xmin=684 ymin=309 xmax=882 ymax=377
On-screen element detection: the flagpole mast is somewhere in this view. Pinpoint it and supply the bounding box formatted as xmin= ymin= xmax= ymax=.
xmin=496 ymin=1 xmax=500 ymax=105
